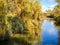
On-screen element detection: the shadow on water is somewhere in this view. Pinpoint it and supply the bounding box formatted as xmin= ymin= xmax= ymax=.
xmin=57 ymin=30 xmax=60 ymax=45
xmin=0 ymin=37 xmax=31 ymax=45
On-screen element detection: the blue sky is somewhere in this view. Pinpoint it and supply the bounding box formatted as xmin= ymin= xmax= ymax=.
xmin=40 ymin=0 xmax=58 ymax=12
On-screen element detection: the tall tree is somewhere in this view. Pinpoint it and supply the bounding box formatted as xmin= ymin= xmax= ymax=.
xmin=0 ymin=0 xmax=44 ymax=45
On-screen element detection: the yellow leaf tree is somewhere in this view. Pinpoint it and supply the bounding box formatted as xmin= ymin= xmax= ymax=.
xmin=0 ymin=0 xmax=44 ymax=45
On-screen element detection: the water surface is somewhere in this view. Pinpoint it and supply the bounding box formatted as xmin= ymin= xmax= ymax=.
xmin=40 ymin=19 xmax=58 ymax=45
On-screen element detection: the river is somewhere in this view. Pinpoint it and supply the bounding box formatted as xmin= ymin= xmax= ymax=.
xmin=0 ymin=18 xmax=60 ymax=45
xmin=36 ymin=18 xmax=60 ymax=45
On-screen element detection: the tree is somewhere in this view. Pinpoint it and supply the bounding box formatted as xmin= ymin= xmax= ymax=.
xmin=56 ymin=0 xmax=60 ymax=3
xmin=0 ymin=0 xmax=44 ymax=45
xmin=53 ymin=0 xmax=60 ymax=25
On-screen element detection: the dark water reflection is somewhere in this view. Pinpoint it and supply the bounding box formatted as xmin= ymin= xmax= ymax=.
xmin=0 ymin=39 xmax=20 ymax=45
xmin=36 ymin=19 xmax=59 ymax=45
xmin=0 ymin=38 xmax=31 ymax=45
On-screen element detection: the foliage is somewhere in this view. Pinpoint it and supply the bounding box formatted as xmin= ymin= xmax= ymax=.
xmin=56 ymin=0 xmax=60 ymax=3
xmin=7 ymin=16 xmax=27 ymax=34
xmin=52 ymin=3 xmax=60 ymax=25
xmin=46 ymin=10 xmax=54 ymax=18
xmin=0 ymin=0 xmax=43 ymax=45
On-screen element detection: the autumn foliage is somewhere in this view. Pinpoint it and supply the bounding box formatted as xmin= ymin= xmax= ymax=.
xmin=0 ymin=0 xmax=43 ymax=45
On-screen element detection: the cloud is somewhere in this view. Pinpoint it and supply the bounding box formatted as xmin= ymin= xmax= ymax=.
xmin=48 ymin=0 xmax=55 ymax=2
xmin=41 ymin=0 xmax=54 ymax=2
xmin=42 ymin=3 xmax=58 ymax=12
xmin=48 ymin=3 xmax=58 ymax=10
xmin=42 ymin=5 xmax=48 ymax=12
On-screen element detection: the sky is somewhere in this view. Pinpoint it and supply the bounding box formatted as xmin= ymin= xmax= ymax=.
xmin=40 ymin=0 xmax=58 ymax=12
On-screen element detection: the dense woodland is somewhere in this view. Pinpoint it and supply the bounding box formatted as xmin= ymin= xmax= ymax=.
xmin=0 ymin=0 xmax=60 ymax=45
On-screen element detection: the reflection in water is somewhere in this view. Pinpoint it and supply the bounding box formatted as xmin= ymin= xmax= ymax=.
xmin=0 ymin=39 xmax=20 ymax=45
xmin=0 ymin=37 xmax=31 ymax=45
xmin=41 ymin=20 xmax=58 ymax=45
xmin=0 ymin=19 xmax=59 ymax=45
